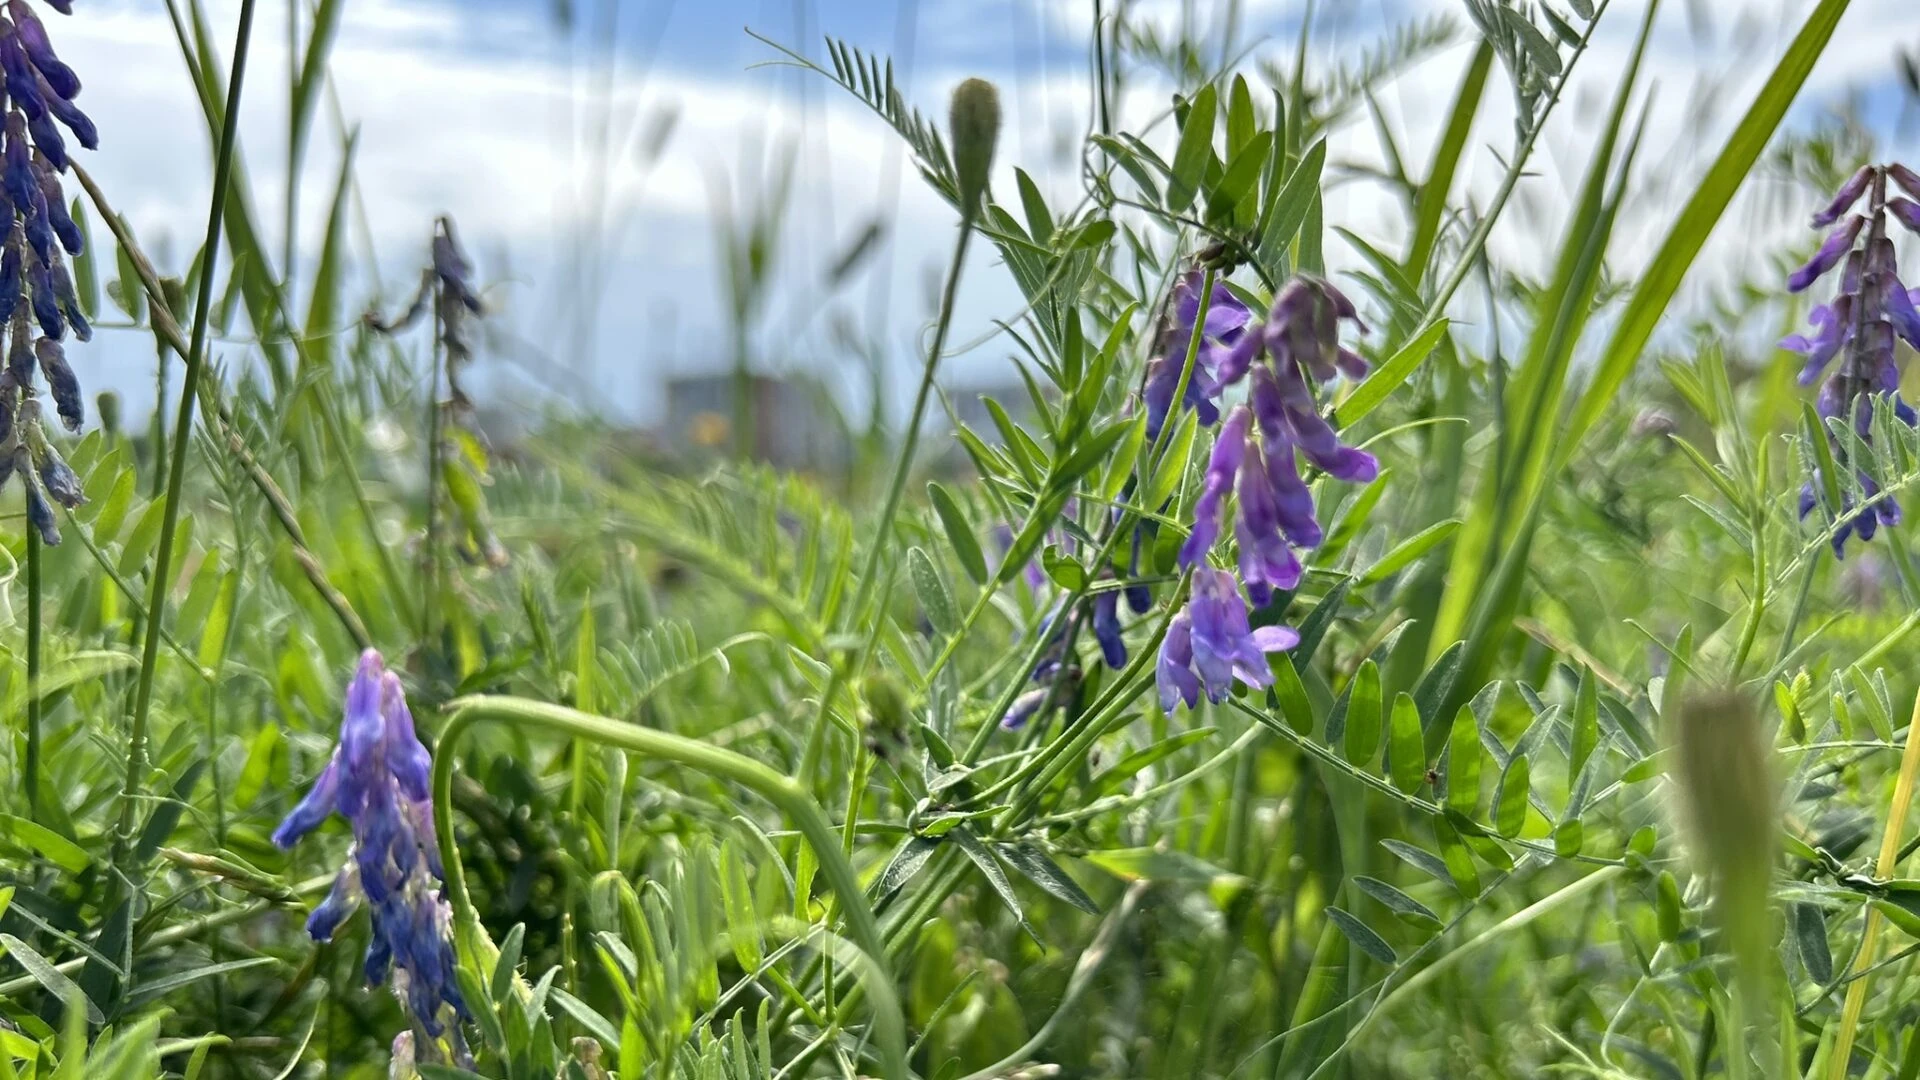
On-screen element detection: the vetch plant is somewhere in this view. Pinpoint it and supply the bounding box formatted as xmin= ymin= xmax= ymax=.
xmin=273 ymin=650 xmax=471 ymax=1067
xmin=1784 ymin=162 xmax=1920 ymax=555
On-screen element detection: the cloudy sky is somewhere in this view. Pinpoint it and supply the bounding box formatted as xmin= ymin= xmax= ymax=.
xmin=44 ymin=0 xmax=1920 ymax=429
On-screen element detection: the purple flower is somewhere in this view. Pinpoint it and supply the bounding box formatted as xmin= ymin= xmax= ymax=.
xmin=1787 ymin=165 xmax=1920 ymax=558
xmin=1179 ymin=406 xmax=1248 ymax=568
xmin=1788 ymin=215 xmax=1863 ymax=293
xmin=1888 ymin=277 xmax=1920 ymax=351
xmin=1091 ymin=588 xmax=1127 ymax=668
xmin=1893 ymin=165 xmax=1920 ymax=204
xmin=1157 ymin=568 xmax=1298 ymax=709
xmin=1171 ymin=275 xmax=1380 ymax=607
xmin=273 ymin=650 xmax=468 ymax=1041
xmin=1001 ymin=687 xmax=1050 ymax=731
xmin=6 ymin=4 xmax=76 ymax=101
xmin=1143 ymin=269 xmax=1250 ymax=438
xmin=1781 ymin=300 xmax=1850 ymax=384
xmin=1234 ymin=436 xmax=1302 ymax=606
xmin=1157 ymin=611 xmax=1202 ymax=712
xmin=1891 ymin=198 xmax=1920 ymax=237
xmin=1813 ymin=166 xmax=1873 ymax=227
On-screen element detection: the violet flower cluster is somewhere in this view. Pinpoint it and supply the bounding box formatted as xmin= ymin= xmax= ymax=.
xmin=274 ymin=650 xmax=471 ymax=1060
xmin=1152 ymin=274 xmax=1374 ymax=710
xmin=0 ymin=0 xmax=95 ymax=545
xmin=1780 ymin=163 xmax=1920 ymax=556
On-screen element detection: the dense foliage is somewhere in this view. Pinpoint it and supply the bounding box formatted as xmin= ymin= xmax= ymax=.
xmin=5 ymin=1 xmax=1920 ymax=1078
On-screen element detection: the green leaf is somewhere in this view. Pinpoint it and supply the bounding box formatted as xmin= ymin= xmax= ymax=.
xmin=1358 ymin=519 xmax=1459 ymax=586
xmin=1388 ymin=692 xmax=1426 ymax=793
xmin=927 ymin=482 xmax=988 ymax=585
xmin=550 ymin=987 xmax=622 ymax=1055
xmin=491 ymin=923 xmax=526 ymax=1005
xmin=875 ymin=836 xmax=941 ymax=898
xmin=997 ymin=842 xmax=1099 ymax=915
xmin=1494 ymin=754 xmax=1530 ymax=837
xmin=1090 ymin=729 xmax=1217 ymax=798
xmin=952 ymin=830 xmax=1036 ymax=940
xmin=1014 ymin=168 xmax=1053 ymax=245
xmin=1226 ymin=73 xmax=1256 ymax=154
xmin=1571 ymin=666 xmax=1600 ymax=784
xmin=1208 ymin=131 xmax=1272 ymax=225
xmin=129 ymin=957 xmax=277 ymax=1004
xmin=1259 ymin=139 xmax=1325 ymax=266
xmin=1380 ymin=839 xmax=1453 ymax=889
xmin=1144 ymin=409 xmax=1198 ymax=510
xmin=1042 ymin=547 xmax=1085 ymax=591
xmin=304 ymin=129 xmax=358 ymax=354
xmin=1166 ymin=84 xmax=1217 ymax=214
xmin=0 ymin=815 xmax=88 ymax=873
xmin=1655 ymin=871 xmax=1682 ymax=942
xmin=70 ymin=197 xmax=98 ymax=319
xmin=1552 ymin=819 xmax=1583 ymax=857
xmin=1432 ymin=814 xmax=1481 ymax=898
xmin=1101 ymin=413 xmax=1148 ymax=502
xmin=1404 ymin=42 xmax=1493 ymax=280
xmin=1324 ymin=906 xmax=1396 ymax=965
xmin=1271 ymin=655 xmax=1315 ymax=734
xmin=1335 ymin=318 xmax=1451 ymax=427
xmin=1344 ymin=660 xmax=1383 ymax=765
xmin=112 ymin=219 xmax=146 ymax=322
xmin=1559 ymin=0 xmax=1851 ymax=456
xmin=0 ymin=935 xmax=103 ymax=1024
xmin=1054 ymin=418 xmax=1133 ymax=487
xmin=1445 ymin=704 xmax=1482 ymax=816
xmin=1794 ymin=902 xmax=1832 ymax=984
xmin=908 ymin=547 xmax=957 ymax=634
xmin=1353 ymin=876 xmax=1441 ymax=931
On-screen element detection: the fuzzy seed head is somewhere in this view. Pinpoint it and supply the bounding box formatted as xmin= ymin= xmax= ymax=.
xmin=948 ymin=77 xmax=1001 ymax=213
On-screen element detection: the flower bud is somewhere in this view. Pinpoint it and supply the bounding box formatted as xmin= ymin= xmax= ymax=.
xmin=95 ymin=388 xmax=117 ymax=434
xmin=948 ymin=77 xmax=1000 ymax=214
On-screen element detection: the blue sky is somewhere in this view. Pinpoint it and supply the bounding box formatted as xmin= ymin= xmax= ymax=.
xmin=45 ymin=0 xmax=1920 ymax=429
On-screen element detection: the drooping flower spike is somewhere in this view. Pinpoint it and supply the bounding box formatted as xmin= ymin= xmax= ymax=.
xmin=1172 ymin=274 xmax=1375 ymax=606
xmin=0 ymin=0 xmax=96 ymax=545
xmin=274 ymin=650 xmax=471 ymax=1061
xmin=1780 ymin=164 xmax=1920 ymax=556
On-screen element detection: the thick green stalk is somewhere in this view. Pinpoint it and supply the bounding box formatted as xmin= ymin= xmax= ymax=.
xmin=430 ymin=694 xmax=905 ymax=1080
xmin=117 ymin=0 xmax=259 ymax=855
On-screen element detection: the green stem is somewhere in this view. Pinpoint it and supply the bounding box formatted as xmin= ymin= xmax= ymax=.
xmin=846 ymin=214 xmax=975 ymax=626
xmin=430 ymin=694 xmax=905 ymax=1080
xmin=117 ymin=0 xmax=259 ymax=857
xmin=24 ymin=524 xmax=40 ymax=823
xmin=423 ymin=299 xmax=446 ymax=641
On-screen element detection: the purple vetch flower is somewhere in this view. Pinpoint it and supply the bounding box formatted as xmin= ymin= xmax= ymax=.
xmin=1786 ymin=164 xmax=1920 ymax=557
xmin=1157 ymin=611 xmax=1202 ymax=712
xmin=1891 ymin=198 xmax=1920 ymax=236
xmin=1178 ymin=406 xmax=1249 ymax=568
xmin=1143 ymin=268 xmax=1253 ymax=438
xmin=273 ymin=650 xmax=470 ymax=1050
xmin=1091 ymin=587 xmax=1127 ymax=668
xmin=1789 ymin=215 xmax=1864 ymax=293
xmin=0 ymin=1 xmax=97 ymax=545
xmin=1172 ymin=275 xmax=1376 ymax=605
xmin=1001 ymin=687 xmax=1050 ymax=731
xmin=1157 ymin=568 xmax=1298 ymax=709
xmin=1813 ymin=166 xmax=1873 ymax=227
